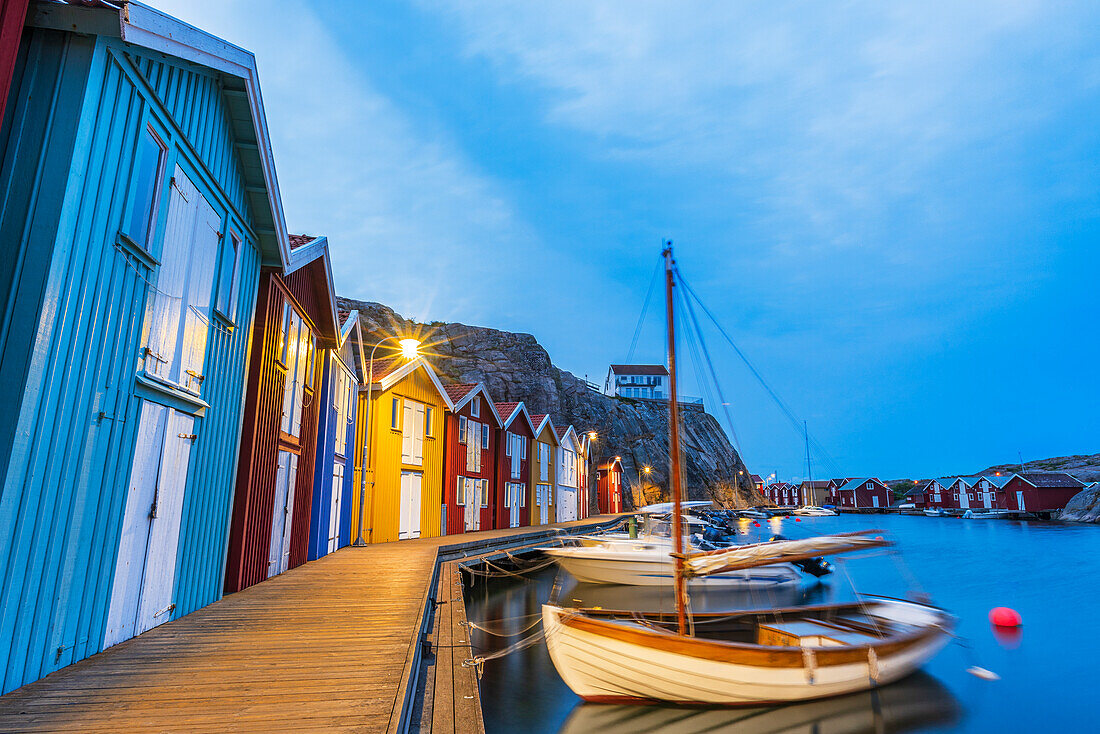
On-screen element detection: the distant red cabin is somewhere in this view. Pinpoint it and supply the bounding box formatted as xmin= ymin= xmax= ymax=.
xmin=225 ymin=237 xmax=339 ymax=593
xmin=597 ymin=458 xmax=624 ymax=514
xmin=1003 ymin=472 xmax=1084 ymax=512
xmin=835 ymin=477 xmax=891 ymax=509
xmin=442 ymin=383 xmax=501 ymax=534
xmin=494 ymin=402 xmax=536 ymax=529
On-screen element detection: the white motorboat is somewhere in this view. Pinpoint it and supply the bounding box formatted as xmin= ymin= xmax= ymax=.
xmin=739 ymin=509 xmax=770 ymax=519
xmin=543 ymin=539 xmax=803 ymax=587
xmin=923 ymin=508 xmax=945 ymax=517
xmin=792 ymin=506 xmax=837 ymax=517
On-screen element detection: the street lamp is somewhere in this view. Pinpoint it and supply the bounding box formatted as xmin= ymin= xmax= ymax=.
xmin=354 ymin=335 xmax=421 ymax=546
xmin=643 ymin=466 xmax=652 ymax=474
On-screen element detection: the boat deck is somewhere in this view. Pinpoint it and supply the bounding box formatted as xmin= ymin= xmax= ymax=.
xmin=0 ymin=517 xmax=618 ymax=733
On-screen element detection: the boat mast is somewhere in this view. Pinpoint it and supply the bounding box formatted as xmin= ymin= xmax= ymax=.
xmin=663 ymin=242 xmax=688 ymax=636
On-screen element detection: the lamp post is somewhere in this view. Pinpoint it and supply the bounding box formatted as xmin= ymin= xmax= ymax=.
xmin=354 ymin=336 xmax=420 ymax=546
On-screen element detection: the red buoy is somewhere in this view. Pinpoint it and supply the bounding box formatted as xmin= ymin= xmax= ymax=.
xmin=795 ymin=518 xmax=801 ymax=522
xmin=989 ymin=607 xmax=1022 ymax=628
xmin=753 ymin=522 xmax=760 ymax=527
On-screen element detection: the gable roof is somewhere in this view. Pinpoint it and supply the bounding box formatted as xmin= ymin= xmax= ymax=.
xmin=33 ymin=1 xmax=292 ymax=268
xmin=368 ymin=356 xmax=453 ymax=408
xmin=495 ymin=401 xmax=536 ymax=434
xmin=598 ymin=457 xmax=623 ymax=472
xmin=529 ymin=414 xmax=559 ymax=444
xmin=283 ymin=234 xmax=339 ymax=345
xmin=444 ymin=383 xmax=501 ymax=427
xmin=610 ymin=364 xmax=668 ymax=376
xmin=1017 ymin=471 xmax=1085 ymax=488
xmin=334 ymin=310 xmax=366 ymax=380
xmin=838 ymin=477 xmax=885 ymax=493
xmin=555 ymin=424 xmax=580 ymax=449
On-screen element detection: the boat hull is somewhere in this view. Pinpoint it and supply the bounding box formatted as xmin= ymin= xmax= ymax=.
xmin=546 ymin=547 xmax=802 ymax=587
xmin=542 ymin=599 xmax=953 ymax=706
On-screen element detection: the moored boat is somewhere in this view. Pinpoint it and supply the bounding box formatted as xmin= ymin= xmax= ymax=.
xmin=792 ymin=506 xmax=837 ymax=516
xmin=923 ymin=508 xmax=945 ymax=517
xmin=543 ymin=596 xmax=954 ymax=706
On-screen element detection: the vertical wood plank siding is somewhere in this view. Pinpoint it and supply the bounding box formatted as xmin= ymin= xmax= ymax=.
xmin=442 ymin=396 xmax=496 ymax=535
xmin=352 ymin=366 xmax=447 ymax=544
xmin=224 ymin=265 xmax=326 ymax=592
xmin=307 ymin=349 xmax=356 ymax=560
xmin=493 ymin=413 xmax=532 ymax=529
xmin=0 ymin=32 xmax=260 ymax=694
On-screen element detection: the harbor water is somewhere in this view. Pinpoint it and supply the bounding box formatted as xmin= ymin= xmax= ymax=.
xmin=466 ymin=513 xmax=1100 ymax=733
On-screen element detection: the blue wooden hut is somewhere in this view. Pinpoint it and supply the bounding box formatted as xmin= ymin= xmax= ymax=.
xmin=308 ymin=308 xmax=365 ymax=560
xmin=0 ymin=1 xmax=292 ymax=693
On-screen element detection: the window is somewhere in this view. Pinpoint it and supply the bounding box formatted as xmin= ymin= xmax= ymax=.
xmin=471 ymin=399 xmax=480 ymax=418
xmin=401 ymin=401 xmax=426 ymax=465
xmin=123 ymin=125 xmax=168 ymax=251
xmin=278 ymin=305 xmax=313 ymax=439
xmin=505 ymin=433 xmax=511 ymax=457
xmin=480 ymin=479 xmax=488 ymax=508
xmin=458 ymin=415 xmax=467 ymax=443
xmin=216 ymin=230 xmax=243 ymax=320
xmin=391 ymin=397 xmax=400 ymax=429
xmin=481 ymin=424 xmax=489 ymax=450
xmin=141 ymin=165 xmax=221 ymax=397
xmin=425 ymin=406 xmax=434 ymax=437
xmin=456 ymin=476 xmax=465 ymax=505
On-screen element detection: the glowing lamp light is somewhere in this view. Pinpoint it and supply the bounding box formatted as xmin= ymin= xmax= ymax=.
xmin=643 ymin=466 xmax=652 ymax=474
xmin=399 ymin=338 xmax=420 ymax=360
xmin=588 ymin=431 xmax=598 ymax=440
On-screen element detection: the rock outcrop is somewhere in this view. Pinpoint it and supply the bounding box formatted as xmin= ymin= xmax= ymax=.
xmin=979 ymin=454 xmax=1100 ymax=484
xmin=1060 ymin=484 xmax=1100 ymax=522
xmin=340 ymin=298 xmax=763 ymax=510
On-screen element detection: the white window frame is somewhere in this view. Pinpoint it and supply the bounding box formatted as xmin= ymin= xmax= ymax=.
xmin=470 ymin=398 xmax=480 ymax=418
xmin=456 ymin=476 xmax=465 ymax=505
xmin=480 ymin=479 xmax=489 ymax=508
xmin=391 ymin=397 xmax=400 ymax=430
xmin=459 ymin=415 xmax=467 ymax=444
xmin=481 ymin=424 xmax=490 ymax=450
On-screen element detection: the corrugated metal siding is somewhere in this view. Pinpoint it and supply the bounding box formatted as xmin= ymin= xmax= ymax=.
xmin=0 ymin=0 xmax=29 ymax=126
xmin=0 ymin=32 xmax=260 ymax=693
xmin=354 ymin=366 xmax=447 ymax=543
xmin=308 ymin=352 xmax=357 ymax=560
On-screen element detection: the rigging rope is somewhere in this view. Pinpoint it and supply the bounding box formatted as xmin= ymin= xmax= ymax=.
xmin=625 ymin=255 xmax=664 ymax=364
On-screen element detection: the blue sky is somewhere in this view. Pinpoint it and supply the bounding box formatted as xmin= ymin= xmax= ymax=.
xmin=153 ymin=0 xmax=1100 ymax=481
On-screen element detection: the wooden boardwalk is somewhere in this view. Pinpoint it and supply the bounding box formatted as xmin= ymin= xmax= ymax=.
xmin=0 ymin=518 xmax=616 ymax=733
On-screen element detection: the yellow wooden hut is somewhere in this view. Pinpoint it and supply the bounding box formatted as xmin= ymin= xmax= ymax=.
xmin=351 ymin=356 xmax=452 ymax=543
xmin=528 ymin=414 xmax=559 ymax=525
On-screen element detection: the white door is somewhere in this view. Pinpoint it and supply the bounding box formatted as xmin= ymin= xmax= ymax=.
xmin=1016 ymin=491 xmax=1025 ymax=511
xmin=104 ymin=404 xmax=195 ymax=648
xmin=959 ymin=485 xmax=970 ymax=509
xmin=268 ymin=451 xmax=299 ymax=577
xmin=509 ymin=483 xmax=521 ymax=527
xmin=464 ymin=477 xmax=480 ymax=531
xmin=983 ymin=485 xmax=993 ymax=509
xmin=538 ymin=483 xmax=550 ymax=524
xmin=327 ymin=462 xmax=344 ymax=553
xmin=872 ymin=495 xmax=880 ymax=508
xmin=557 ymin=487 xmax=577 ymax=523
xmin=400 ymin=471 xmax=422 ymax=539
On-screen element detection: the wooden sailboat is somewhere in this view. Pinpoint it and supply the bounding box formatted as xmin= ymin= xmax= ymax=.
xmin=541 ymin=244 xmax=954 ymax=705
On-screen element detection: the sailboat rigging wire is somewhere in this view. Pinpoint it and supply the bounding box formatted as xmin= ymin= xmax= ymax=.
xmin=675 ymin=273 xmax=744 ymax=455
xmin=625 ymin=255 xmax=664 ymax=364
xmin=675 ymin=272 xmax=845 ymax=479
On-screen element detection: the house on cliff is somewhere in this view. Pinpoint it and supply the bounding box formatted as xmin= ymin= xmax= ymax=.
xmin=225 ymin=235 xmax=340 ymax=593
xmin=0 ymin=1 xmax=291 ymax=693
xmin=442 ymin=383 xmax=501 ymax=534
xmin=605 ymin=364 xmax=668 ymax=399
xmin=495 ymin=402 xmax=535 ymax=528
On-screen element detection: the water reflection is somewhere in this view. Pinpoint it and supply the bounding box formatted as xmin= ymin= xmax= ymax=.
xmin=558 ymin=672 xmax=962 ymax=734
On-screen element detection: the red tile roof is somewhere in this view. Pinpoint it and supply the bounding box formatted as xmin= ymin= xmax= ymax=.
xmin=288 ymin=234 xmax=316 ymax=249
xmin=367 ymin=356 xmax=404 ymax=381
xmin=750 ymin=474 xmax=762 ymax=483
xmin=529 ymin=414 xmax=547 ymax=426
xmin=1020 ymin=472 xmax=1085 ymax=488
xmin=444 ymin=383 xmax=477 ymax=402
xmin=495 ymin=402 xmax=520 ymax=419
xmin=555 ymin=426 xmax=570 ymax=439
xmin=610 ymin=364 xmax=668 ymax=376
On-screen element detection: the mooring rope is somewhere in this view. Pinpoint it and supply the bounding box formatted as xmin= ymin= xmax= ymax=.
xmin=462 ymin=628 xmax=546 ymax=679
xmin=461 ymin=614 xmax=543 ymax=638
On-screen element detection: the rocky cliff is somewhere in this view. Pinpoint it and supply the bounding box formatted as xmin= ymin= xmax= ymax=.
xmin=1060 ymin=484 xmax=1100 ymax=523
xmin=340 ymin=298 xmax=763 ymax=510
xmin=978 ymin=453 xmax=1100 ymax=484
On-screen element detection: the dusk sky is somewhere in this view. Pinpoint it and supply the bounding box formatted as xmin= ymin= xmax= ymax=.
xmin=153 ymin=1 xmax=1099 ymax=482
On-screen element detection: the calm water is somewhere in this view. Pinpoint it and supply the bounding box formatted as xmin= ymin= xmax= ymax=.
xmin=466 ymin=514 xmax=1100 ymax=733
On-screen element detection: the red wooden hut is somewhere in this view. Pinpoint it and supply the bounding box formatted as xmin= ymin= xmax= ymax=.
xmin=442 ymin=383 xmax=501 ymax=534
xmin=1003 ymin=472 xmax=1084 ymax=513
xmin=494 ymin=401 xmax=536 ymax=529
xmin=835 ymin=477 xmax=892 ymax=509
xmin=596 ymin=457 xmax=624 ymax=514
xmin=224 ymin=235 xmax=339 ymax=593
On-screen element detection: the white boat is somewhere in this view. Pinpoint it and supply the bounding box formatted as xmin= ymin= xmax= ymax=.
xmin=541 ymin=244 xmax=953 ymax=708
xmin=792 ymin=506 xmax=837 ymax=516
xmin=963 ymin=509 xmax=1012 ymax=519
xmin=543 ymin=596 xmax=954 ymax=706
xmin=923 ymin=508 xmax=945 ymax=517
xmin=739 ymin=509 xmax=770 ymax=519
xmin=543 ymin=539 xmax=803 ymax=587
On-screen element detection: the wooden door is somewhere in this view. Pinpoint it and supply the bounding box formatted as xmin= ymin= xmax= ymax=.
xmin=1016 ymin=491 xmax=1025 ymax=511
xmin=959 ymin=485 xmax=970 ymax=509
xmin=509 ymin=484 xmax=521 ymax=527
xmin=464 ymin=477 xmax=479 ymax=531
xmin=268 ymin=451 xmax=298 ymax=578
xmin=104 ymin=404 xmax=195 ymax=648
xmin=327 ymin=461 xmax=344 ymax=553
xmin=400 ymin=471 xmax=422 ymax=540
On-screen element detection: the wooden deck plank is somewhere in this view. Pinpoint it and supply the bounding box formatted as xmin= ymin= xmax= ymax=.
xmin=0 ymin=516 xmax=618 ymax=732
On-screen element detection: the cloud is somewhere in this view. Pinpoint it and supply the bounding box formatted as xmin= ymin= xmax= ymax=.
xmin=147 ymin=0 xmax=555 ymax=325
